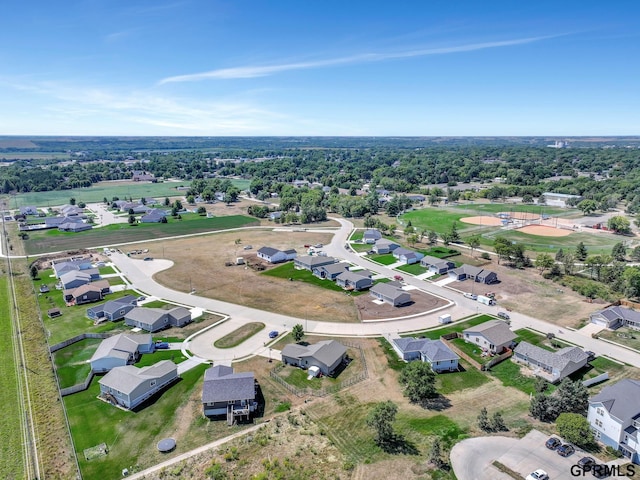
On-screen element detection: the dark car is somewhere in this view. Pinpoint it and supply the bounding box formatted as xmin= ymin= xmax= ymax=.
xmin=577 ymin=456 xmax=596 ymax=471
xmin=585 ymin=350 xmax=596 ymax=360
xmin=545 ymin=437 xmax=561 ymax=450
xmin=497 ymin=311 xmax=510 ymax=320
xmin=557 ymin=444 xmax=575 ymax=457
xmin=591 ymin=464 xmax=610 ymax=478
xmin=143 ymin=257 xmax=153 ymax=261
xmin=269 ymin=330 xmax=279 ymax=338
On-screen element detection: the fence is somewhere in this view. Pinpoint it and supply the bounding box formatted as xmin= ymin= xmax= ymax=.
xmin=269 ymin=341 xmax=368 ymax=398
xmin=50 ymin=332 xmax=112 ymax=353
xmin=60 ymin=372 xmax=95 ymax=397
xmin=440 ymin=333 xmax=512 ymax=371
xmin=582 ymin=372 xmax=609 ymax=387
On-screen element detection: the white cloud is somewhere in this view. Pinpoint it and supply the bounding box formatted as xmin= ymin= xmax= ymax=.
xmin=159 ymin=35 xmax=557 ymax=84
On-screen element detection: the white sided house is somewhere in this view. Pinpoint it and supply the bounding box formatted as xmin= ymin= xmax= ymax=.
xmin=90 ymin=333 xmax=154 ymax=373
xmin=99 ymin=360 xmax=178 ymax=410
xmin=256 ymin=246 xmax=297 ymax=264
xmin=588 ymin=379 xmax=640 ymax=464
xmin=462 ymin=320 xmax=516 ymax=354
xmin=369 ymin=282 xmax=412 ymax=306
xmin=391 ymin=337 xmax=459 ymax=372
xmin=281 ymin=340 xmax=347 ymax=376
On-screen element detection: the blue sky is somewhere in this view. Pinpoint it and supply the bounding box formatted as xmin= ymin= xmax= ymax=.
xmin=1 ymin=1 xmax=638 ymax=136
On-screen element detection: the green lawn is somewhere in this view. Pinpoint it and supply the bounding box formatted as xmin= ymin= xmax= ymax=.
xmin=368 ymin=253 xmax=397 ymax=265
xmin=488 ymin=360 xmax=541 ymax=395
xmin=417 ymin=246 xmax=461 ymax=259
xmin=596 ymin=328 xmax=640 ymax=351
xmin=377 ymin=338 xmax=407 ymax=371
xmin=0 ymin=275 xmax=25 ymax=478
xmin=396 ymin=263 xmax=427 ymax=275
xmin=53 ymin=338 xmax=102 ymax=389
xmin=513 ymin=328 xmax=555 ymax=351
xmin=262 ymin=262 xmax=368 ymax=294
xmin=412 ymin=314 xmax=495 ymax=340
xmin=349 ymin=243 xmax=372 ymax=253
xmin=282 ymin=366 xmax=340 ymax=390
xmin=134 ymin=350 xmax=188 ymax=366
xmin=436 ymin=360 xmax=490 ymax=394
xmin=24 ymin=215 xmax=259 ymax=255
xmin=98 ymin=266 xmax=116 ymax=275
xmin=349 ymin=231 xmax=364 ymax=242
xmin=214 ymin=322 xmax=265 ymax=348
xmin=397 ymin=414 xmax=467 ymax=447
xmin=450 ymin=338 xmax=490 ymax=364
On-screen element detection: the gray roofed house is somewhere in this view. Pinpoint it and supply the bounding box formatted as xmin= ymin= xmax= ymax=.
xmin=362 ymin=229 xmax=382 ymax=244
xmin=393 ymin=248 xmax=424 ymax=265
xmin=99 ymin=360 xmax=178 ymax=410
xmin=124 ymin=306 xmax=192 ymax=332
xmin=391 ymin=337 xmax=459 ymax=372
xmin=369 ymin=282 xmax=412 ymax=306
xmin=59 ymin=270 xmax=92 ymax=290
xmin=140 ymin=209 xmax=167 ymax=223
xmin=513 ymin=341 xmax=589 ymax=383
xmin=335 ymin=271 xmax=373 ymax=291
xmin=45 ymin=215 xmax=85 ymax=228
xmin=58 ymin=221 xmax=92 ymax=232
xmin=281 ymin=340 xmax=347 ymax=376
xmin=372 ymin=238 xmax=400 ymax=254
xmin=314 ymin=262 xmax=348 ymax=280
xmin=590 ymin=306 xmax=640 ymax=330
xmin=449 ymin=264 xmax=498 ymax=284
xmin=20 ymin=206 xmax=38 ymax=215
xmin=588 ymin=379 xmax=640 ymax=463
xmin=294 ymin=255 xmax=337 ymax=271
xmin=64 ymin=280 xmax=110 ymax=304
xmin=52 ymin=257 xmax=93 ymax=278
xmin=463 ymin=320 xmax=516 ymax=353
xmin=420 ymin=255 xmax=455 ymax=274
xmin=202 ymin=365 xmax=257 ymax=421
xmin=87 ymin=295 xmax=138 ymax=322
xmin=90 ymin=332 xmax=154 ymax=373
xmin=257 ymin=246 xmax=297 ymax=264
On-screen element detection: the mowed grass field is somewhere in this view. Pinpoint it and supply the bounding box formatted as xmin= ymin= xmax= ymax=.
xmin=0 ymin=274 xmax=25 ymax=478
xmin=23 ymin=214 xmax=259 ymax=254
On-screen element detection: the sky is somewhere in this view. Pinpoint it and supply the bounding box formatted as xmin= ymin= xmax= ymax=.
xmin=0 ymin=0 xmax=639 ymax=136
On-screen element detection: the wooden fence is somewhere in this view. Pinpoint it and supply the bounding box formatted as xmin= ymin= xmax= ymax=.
xmin=440 ymin=333 xmax=512 ymax=371
xmin=60 ymin=372 xmax=95 ymax=397
xmin=50 ymin=332 xmax=112 ymax=353
xmin=269 ymin=341 xmax=368 ymax=398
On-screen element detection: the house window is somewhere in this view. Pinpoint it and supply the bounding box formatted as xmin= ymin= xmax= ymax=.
xmin=597 ymin=408 xmax=604 ymax=416
xmin=595 ymin=419 xmax=603 ymax=428
xmin=150 ymin=380 xmax=157 ymax=387
xmin=594 ymin=430 xmax=601 ymax=439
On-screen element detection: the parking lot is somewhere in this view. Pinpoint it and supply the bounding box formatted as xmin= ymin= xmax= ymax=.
xmin=452 ymin=429 xmax=626 ymax=480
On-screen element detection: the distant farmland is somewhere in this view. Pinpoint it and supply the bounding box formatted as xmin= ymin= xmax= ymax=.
xmin=23 ymin=215 xmax=259 ymax=255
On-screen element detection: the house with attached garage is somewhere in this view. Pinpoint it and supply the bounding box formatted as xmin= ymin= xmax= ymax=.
xmin=462 ymin=320 xmax=516 ymax=354
xmin=369 ymin=282 xmax=412 ymax=306
xmin=420 ymin=255 xmax=456 ymax=274
xmin=64 ymin=280 xmax=111 ymax=305
xmin=256 ymin=246 xmax=297 ymax=264
xmin=393 ymin=247 xmax=424 ymax=265
xmin=314 ymin=262 xmax=349 ymax=280
xmin=99 ymin=360 xmax=178 ymax=410
xmin=59 ymin=269 xmax=99 ymax=289
xmin=372 ymin=238 xmax=400 ymax=254
xmin=335 ymin=271 xmax=373 ymax=291
xmin=281 ymin=340 xmax=347 ymax=376
xmin=512 ymin=341 xmax=589 ymax=383
xmin=448 ymin=264 xmax=498 ymax=284
xmin=362 ymin=229 xmax=382 ymax=244
xmin=202 ymin=365 xmax=257 ymax=424
xmin=391 ymin=337 xmax=460 ymax=372
xmin=588 ymin=379 xmax=640 ymax=464
xmin=140 ymin=209 xmax=167 ymax=223
xmin=590 ymin=305 xmax=640 ymax=330
xmin=90 ymin=332 xmax=154 ymax=373
xmin=124 ymin=306 xmax=192 ymax=332
xmin=52 ymin=257 xmax=93 ymax=278
xmin=86 ymin=295 xmax=138 ymax=322
xmin=294 ymin=255 xmax=337 ymax=271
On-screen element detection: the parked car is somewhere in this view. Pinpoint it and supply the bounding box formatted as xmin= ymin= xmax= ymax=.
xmin=143 ymin=257 xmax=153 ymax=261
xmin=497 ymin=311 xmax=510 ymax=320
xmin=314 ymin=243 xmax=323 ymax=248
xmin=585 ymin=350 xmax=596 ymax=360
xmin=394 ymin=275 xmax=404 ymax=281
xmin=269 ymin=330 xmax=279 ymax=338
xmin=243 ymin=245 xmax=253 ymax=250
xmin=577 ymin=456 xmax=596 ymax=471
xmin=557 ymin=444 xmax=575 ymax=457
xmin=591 ymin=464 xmax=610 ymax=478
xmin=155 ymin=341 xmax=169 ymax=349
xmin=545 ymin=437 xmax=561 ymax=450
xmin=526 ymin=470 xmax=549 ymax=480
xmin=463 ymin=292 xmax=478 ymax=300
xmin=137 ymin=296 xmax=146 ymax=302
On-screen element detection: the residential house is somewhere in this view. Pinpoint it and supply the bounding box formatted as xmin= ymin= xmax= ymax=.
xmin=124 ymin=306 xmax=192 ymax=332
xmin=314 ymin=262 xmax=348 ymax=280
xmin=201 ymin=365 xmax=257 ymax=422
xmin=59 ymin=271 xmax=92 ymax=290
xmin=590 ymin=306 xmax=640 ymax=330
xmin=45 ymin=215 xmax=85 ymax=228
xmin=393 ymin=247 xmax=424 ymax=265
xmin=420 ymin=255 xmax=456 ymax=274
xmin=99 ymin=360 xmax=178 ymax=410
xmin=372 ymin=239 xmax=400 ymax=254
xmin=52 ymin=257 xmax=93 ymax=278
xmin=293 ymin=255 xmax=337 ymax=271
xmin=20 ymin=206 xmax=38 ymax=215
xmin=87 ymin=295 xmax=138 ymax=322
xmin=90 ymin=332 xmax=154 ymax=373
xmin=281 ymin=340 xmax=347 ymax=376
xmin=369 ymin=282 xmax=412 ymax=306
xmin=512 ymin=341 xmax=589 ymax=383
xmin=335 ymin=271 xmax=373 ymax=291
xmin=362 ymin=229 xmax=382 ymax=244
xmin=59 ymin=221 xmax=92 ymax=232
xmin=140 ymin=209 xmax=167 ymax=223
xmin=269 ymin=211 xmax=282 ymax=221
xmin=448 ymin=264 xmax=499 ymax=284
xmin=588 ymin=379 xmax=640 ymax=464
xmin=59 ymin=204 xmax=85 ymax=216
xmin=390 ymin=337 xmax=459 ymax=372
xmin=64 ymin=280 xmax=110 ymax=304
xmin=462 ymin=320 xmax=516 ymax=354
xmin=256 ymin=247 xmax=297 ymax=264
xmin=132 ymin=170 xmax=156 ymax=182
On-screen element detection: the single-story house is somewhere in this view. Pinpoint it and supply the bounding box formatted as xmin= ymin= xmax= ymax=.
xmin=513 ymin=341 xmax=589 ymax=383
xmin=58 ymin=221 xmax=92 ymax=232
xmin=45 ymin=215 xmax=86 ymax=228
xmin=314 ymin=262 xmax=348 ymax=280
xmin=462 ymin=320 xmax=516 ymax=354
xmin=90 ymin=332 xmax=154 ymax=373
xmin=294 ymin=255 xmax=337 ymax=271
xmin=20 ymin=206 xmax=38 ymax=215
xmin=132 ymin=171 xmax=156 ymax=182
xmin=369 ymin=282 xmax=412 ymax=306
xmin=420 ymin=255 xmax=456 ymax=274
xmin=202 ymin=365 xmax=257 ymax=421
xmin=99 ymin=360 xmax=178 ymax=410
xmin=140 ymin=209 xmax=167 ymax=223
xmin=59 ymin=270 xmax=92 ymax=290
xmin=590 ymin=306 xmax=640 ymax=330
xmin=362 ymin=229 xmax=382 ymax=244
xmin=59 ymin=204 xmax=85 ymax=216
xmin=372 ymin=239 xmax=400 ymax=254
xmin=64 ymin=280 xmax=110 ymax=304
xmin=282 ymin=340 xmax=347 ymax=376
xmin=393 ymin=248 xmax=424 ymax=265
xmin=588 ymin=379 xmax=640 ymax=464
xmin=87 ymin=295 xmax=138 ymax=322
xmin=256 ymin=246 xmax=297 ymax=264
xmin=335 ymin=271 xmax=373 ymax=291
xmin=448 ymin=264 xmax=498 ymax=284
xmin=269 ymin=211 xmax=282 ymax=221
xmin=391 ymin=337 xmax=459 ymax=372
xmin=124 ymin=306 xmax=192 ymax=332
xmin=52 ymin=257 xmax=93 ymax=278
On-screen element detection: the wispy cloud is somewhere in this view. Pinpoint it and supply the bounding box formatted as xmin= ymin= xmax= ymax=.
xmin=159 ymin=35 xmax=558 ymax=84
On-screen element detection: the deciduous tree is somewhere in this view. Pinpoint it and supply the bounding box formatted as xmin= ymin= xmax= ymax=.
xmin=398 ymin=361 xmax=437 ymax=403
xmin=556 ymin=413 xmax=592 ymax=447
xmin=366 ymin=401 xmax=398 ymax=446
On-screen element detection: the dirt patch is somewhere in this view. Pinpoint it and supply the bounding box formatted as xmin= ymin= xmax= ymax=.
xmin=354 ymin=289 xmax=449 ymax=320
xmin=460 ymin=216 xmax=503 ymax=226
xmin=517 ymin=225 xmax=573 ymax=237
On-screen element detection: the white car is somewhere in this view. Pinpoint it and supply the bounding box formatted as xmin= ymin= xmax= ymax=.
xmin=526 ymin=469 xmax=549 ymax=480
xmin=463 ymin=292 xmax=478 ymax=300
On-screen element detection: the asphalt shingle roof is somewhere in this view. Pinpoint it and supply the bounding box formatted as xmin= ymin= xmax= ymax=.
xmin=464 ymin=320 xmax=516 ymax=346
xmin=590 ymin=379 xmax=640 ymax=421
xmin=201 ymin=366 xmax=255 ymax=403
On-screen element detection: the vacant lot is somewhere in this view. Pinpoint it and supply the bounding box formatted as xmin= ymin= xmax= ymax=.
xmin=354 ymin=289 xmax=449 ymax=320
